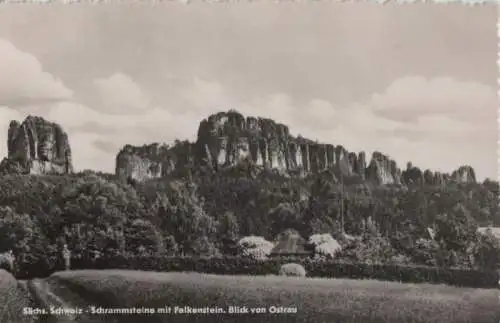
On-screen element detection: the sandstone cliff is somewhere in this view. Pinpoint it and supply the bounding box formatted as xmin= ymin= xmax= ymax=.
xmin=195 ymin=111 xmax=368 ymax=177
xmin=115 ymin=141 xmax=195 ymax=182
xmin=1 ymin=116 xmax=73 ymax=175
xmin=116 ymin=110 xmax=372 ymax=182
xmin=365 ymin=152 xmax=401 ymax=185
xmin=115 ymin=110 xmax=477 ymax=186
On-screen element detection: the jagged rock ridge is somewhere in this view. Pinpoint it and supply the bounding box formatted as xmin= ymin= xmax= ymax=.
xmin=195 ymin=111 xmax=373 ymax=180
xmin=115 ymin=110 xmax=477 ymax=185
xmin=0 ymin=116 xmax=73 ymax=175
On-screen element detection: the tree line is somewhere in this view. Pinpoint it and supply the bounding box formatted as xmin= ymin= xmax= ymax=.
xmin=0 ymin=165 xmax=499 ymax=277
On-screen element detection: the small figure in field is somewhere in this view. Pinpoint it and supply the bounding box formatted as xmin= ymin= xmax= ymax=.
xmin=6 ymin=250 xmax=14 ymax=274
xmin=62 ymin=244 xmax=71 ymax=271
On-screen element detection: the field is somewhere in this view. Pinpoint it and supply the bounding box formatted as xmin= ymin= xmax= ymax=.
xmin=49 ymin=270 xmax=500 ymax=323
xmin=0 ymin=270 xmax=34 ymax=323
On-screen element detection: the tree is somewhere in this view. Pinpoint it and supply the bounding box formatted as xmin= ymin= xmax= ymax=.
xmin=192 ymin=236 xmax=221 ymax=257
xmin=338 ymin=235 xmax=395 ymax=264
xmin=161 ymin=181 xmax=218 ymax=255
xmin=308 ymin=234 xmax=342 ymax=259
xmin=237 ymin=236 xmax=274 ymax=260
xmin=268 ymin=203 xmax=301 ymax=238
xmin=410 ymin=238 xmax=440 ymax=266
xmin=217 ymin=211 xmax=240 ymax=255
xmin=0 ymin=207 xmax=54 ymax=275
xmin=474 ymin=229 xmax=500 ymax=270
xmin=125 ymin=219 xmax=164 ymax=256
xmin=59 ymin=174 xmax=142 ymax=228
xmin=434 ymin=206 xmax=478 ymax=253
xmin=156 ymin=235 xmax=176 ymax=256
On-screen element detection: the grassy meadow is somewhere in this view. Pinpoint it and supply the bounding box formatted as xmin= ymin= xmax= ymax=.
xmin=49 ymin=270 xmax=500 ymax=323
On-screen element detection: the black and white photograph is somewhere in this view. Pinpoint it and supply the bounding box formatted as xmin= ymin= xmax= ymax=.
xmin=0 ymin=2 xmax=498 ymax=323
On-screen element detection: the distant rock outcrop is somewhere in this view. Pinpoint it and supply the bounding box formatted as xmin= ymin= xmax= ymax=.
xmin=1 ymin=116 xmax=73 ymax=175
xmin=196 ymin=111 xmax=367 ymax=177
xmin=401 ymin=163 xmax=450 ymax=186
xmin=365 ymin=152 xmax=401 ymax=185
xmin=451 ymin=166 xmax=476 ymax=183
xmin=116 ymin=144 xmax=174 ymax=182
xmin=114 ymin=110 xmax=478 ymax=186
xmin=115 ymin=141 xmax=195 ymax=182
xmin=116 ymin=110 xmax=372 ymax=182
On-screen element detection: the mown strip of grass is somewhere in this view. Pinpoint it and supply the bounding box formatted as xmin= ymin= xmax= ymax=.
xmin=51 ymin=270 xmax=500 ymax=323
xmin=0 ymin=270 xmax=35 ymax=323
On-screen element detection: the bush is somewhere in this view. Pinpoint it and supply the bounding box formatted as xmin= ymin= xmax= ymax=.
xmin=279 ymin=263 xmax=306 ymax=277
xmin=0 ymin=270 xmax=33 ymax=323
xmin=237 ymin=236 xmax=274 ymax=259
xmin=309 ymin=234 xmax=336 ymax=246
xmin=309 ymin=234 xmax=342 ymax=259
xmin=0 ymin=255 xmax=13 ymax=274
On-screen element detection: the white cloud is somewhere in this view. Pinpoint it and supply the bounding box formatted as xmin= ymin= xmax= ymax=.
xmin=68 ymin=132 xmax=114 ymax=172
xmin=370 ymin=76 xmax=496 ymax=123
xmin=304 ymin=100 xmax=337 ymax=127
xmin=239 ymin=93 xmax=296 ymax=127
xmin=0 ymin=39 xmax=73 ymax=106
xmin=45 ymin=102 xmax=103 ymax=128
xmin=91 ymin=73 xmax=150 ymax=114
xmin=179 ymin=77 xmax=234 ymax=113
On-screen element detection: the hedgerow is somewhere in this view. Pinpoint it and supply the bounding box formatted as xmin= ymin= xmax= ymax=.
xmin=32 ymin=255 xmax=497 ymax=289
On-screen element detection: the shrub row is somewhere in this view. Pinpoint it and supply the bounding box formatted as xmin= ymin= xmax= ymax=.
xmin=47 ymin=255 xmax=499 ymax=289
xmin=12 ymin=254 xmax=499 ymax=288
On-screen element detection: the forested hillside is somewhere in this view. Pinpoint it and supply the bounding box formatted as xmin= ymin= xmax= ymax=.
xmin=0 ymin=166 xmax=499 ymax=276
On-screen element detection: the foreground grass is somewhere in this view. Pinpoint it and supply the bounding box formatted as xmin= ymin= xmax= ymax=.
xmin=50 ymin=270 xmax=500 ymax=323
xmin=0 ymin=270 xmax=34 ymax=323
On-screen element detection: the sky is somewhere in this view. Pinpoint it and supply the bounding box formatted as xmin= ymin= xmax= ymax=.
xmin=0 ymin=3 xmax=497 ymax=180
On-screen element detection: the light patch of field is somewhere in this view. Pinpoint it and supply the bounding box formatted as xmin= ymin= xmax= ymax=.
xmin=50 ymin=270 xmax=500 ymax=323
xmin=0 ymin=270 xmax=34 ymax=323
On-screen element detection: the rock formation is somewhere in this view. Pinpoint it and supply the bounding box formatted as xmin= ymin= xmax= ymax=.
xmin=401 ymin=164 xmax=451 ymax=186
xmin=196 ymin=111 xmax=342 ymax=175
xmin=115 ymin=144 xmax=170 ymax=182
xmin=451 ymin=166 xmax=476 ymax=183
xmin=114 ymin=110 xmax=477 ymax=186
xmin=116 ymin=110 xmax=373 ymax=182
xmin=115 ymin=141 xmax=195 ymax=182
xmin=365 ymin=152 xmax=401 ymax=185
xmin=1 ymin=116 xmax=73 ymax=175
